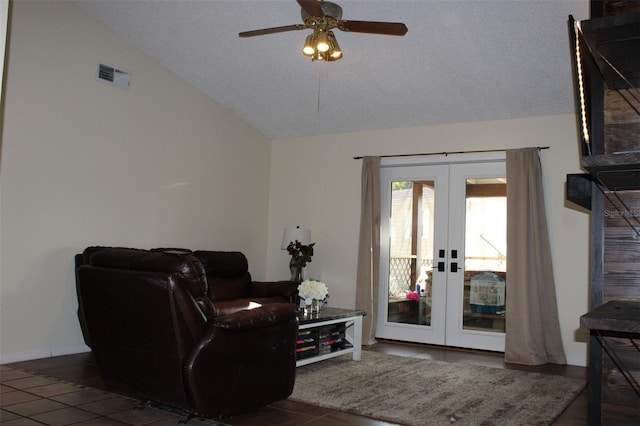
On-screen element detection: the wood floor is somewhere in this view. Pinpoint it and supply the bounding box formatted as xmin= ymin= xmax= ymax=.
xmin=1 ymin=340 xmax=588 ymax=425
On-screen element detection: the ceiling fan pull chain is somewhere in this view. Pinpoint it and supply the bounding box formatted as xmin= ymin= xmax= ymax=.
xmin=317 ymin=60 xmax=322 ymax=114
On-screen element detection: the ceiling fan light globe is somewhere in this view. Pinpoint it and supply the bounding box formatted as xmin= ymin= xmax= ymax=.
xmin=327 ymin=31 xmax=341 ymax=59
xmin=302 ymin=33 xmax=316 ymax=56
xmin=316 ymin=31 xmax=330 ymax=52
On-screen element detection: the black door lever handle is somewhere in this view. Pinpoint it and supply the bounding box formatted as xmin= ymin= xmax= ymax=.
xmin=432 ymin=261 xmax=445 ymax=272
xmin=450 ymin=262 xmax=460 ymax=273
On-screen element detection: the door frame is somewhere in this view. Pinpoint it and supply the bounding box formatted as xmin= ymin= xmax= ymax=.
xmin=376 ymin=152 xmax=506 ymax=349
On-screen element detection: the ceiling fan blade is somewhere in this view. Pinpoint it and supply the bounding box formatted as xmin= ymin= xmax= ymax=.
xmin=297 ymin=0 xmax=325 ymax=18
xmin=239 ymin=24 xmax=307 ymax=38
xmin=338 ymin=20 xmax=408 ymax=36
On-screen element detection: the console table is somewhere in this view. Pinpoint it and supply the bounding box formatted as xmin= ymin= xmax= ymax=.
xmin=580 ymin=300 xmax=640 ymax=396
xmin=296 ymin=307 xmax=366 ymax=367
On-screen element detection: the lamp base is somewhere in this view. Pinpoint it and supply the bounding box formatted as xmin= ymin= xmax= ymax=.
xmin=289 ymin=258 xmax=304 ymax=283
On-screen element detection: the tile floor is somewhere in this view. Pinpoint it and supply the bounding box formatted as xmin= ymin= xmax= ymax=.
xmin=1 ymin=341 xmax=588 ymax=425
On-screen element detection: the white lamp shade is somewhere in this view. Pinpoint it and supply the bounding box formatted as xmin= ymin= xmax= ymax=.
xmin=281 ymin=226 xmax=311 ymax=249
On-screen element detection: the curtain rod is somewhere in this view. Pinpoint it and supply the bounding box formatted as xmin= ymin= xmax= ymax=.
xmin=352 ymin=146 xmax=549 ymax=160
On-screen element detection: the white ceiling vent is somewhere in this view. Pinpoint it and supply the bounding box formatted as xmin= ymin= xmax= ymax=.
xmin=97 ymin=63 xmax=130 ymax=90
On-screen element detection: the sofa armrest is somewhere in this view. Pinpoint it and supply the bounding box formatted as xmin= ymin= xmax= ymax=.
xmin=248 ymin=280 xmax=298 ymax=302
xmin=212 ymin=303 xmax=298 ymax=330
xmin=184 ymin=303 xmax=299 ymax=417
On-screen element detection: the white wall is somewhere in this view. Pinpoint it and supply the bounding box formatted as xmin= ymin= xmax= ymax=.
xmin=0 ymin=1 xmax=591 ymax=367
xmin=267 ymin=115 xmax=590 ymax=366
xmin=0 ymin=1 xmax=272 ymax=363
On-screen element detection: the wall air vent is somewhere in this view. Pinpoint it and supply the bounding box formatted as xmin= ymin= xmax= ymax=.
xmin=97 ymin=63 xmax=130 ymax=90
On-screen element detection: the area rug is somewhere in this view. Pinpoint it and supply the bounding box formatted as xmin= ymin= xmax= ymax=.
xmin=290 ymin=351 xmax=585 ymax=426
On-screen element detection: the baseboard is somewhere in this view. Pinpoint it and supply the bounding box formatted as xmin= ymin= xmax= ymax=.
xmin=566 ymin=355 xmax=587 ymax=367
xmin=0 ymin=343 xmax=91 ymax=365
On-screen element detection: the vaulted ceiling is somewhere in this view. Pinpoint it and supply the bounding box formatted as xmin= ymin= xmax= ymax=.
xmin=72 ymin=0 xmax=590 ymax=140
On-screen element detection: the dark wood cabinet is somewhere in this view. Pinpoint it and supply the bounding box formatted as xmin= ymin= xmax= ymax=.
xmin=567 ymin=1 xmax=640 ymax=424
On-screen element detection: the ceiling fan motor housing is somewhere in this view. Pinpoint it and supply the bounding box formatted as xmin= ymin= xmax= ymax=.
xmin=301 ymin=1 xmax=342 ymax=21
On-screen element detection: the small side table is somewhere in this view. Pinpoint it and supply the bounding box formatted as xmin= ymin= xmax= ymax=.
xmin=296 ymin=307 xmax=366 ymax=367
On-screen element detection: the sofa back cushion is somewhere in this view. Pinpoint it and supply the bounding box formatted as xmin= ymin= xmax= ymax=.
xmin=193 ymin=251 xmax=251 ymax=301
xmin=88 ymin=248 xmax=208 ymax=298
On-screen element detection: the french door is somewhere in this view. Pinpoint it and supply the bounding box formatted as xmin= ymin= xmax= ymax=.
xmin=376 ymin=155 xmax=507 ymax=352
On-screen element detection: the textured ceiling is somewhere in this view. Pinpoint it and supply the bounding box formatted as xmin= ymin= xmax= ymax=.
xmin=72 ymin=0 xmax=590 ymax=140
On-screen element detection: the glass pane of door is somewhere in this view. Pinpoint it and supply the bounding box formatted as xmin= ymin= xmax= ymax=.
xmin=387 ymin=180 xmax=435 ymax=326
xmin=462 ymin=178 xmax=507 ymax=334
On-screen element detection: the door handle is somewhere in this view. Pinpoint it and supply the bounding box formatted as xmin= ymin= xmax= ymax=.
xmin=450 ymin=262 xmax=460 ymax=273
xmin=432 ymin=261 xmax=445 ymax=272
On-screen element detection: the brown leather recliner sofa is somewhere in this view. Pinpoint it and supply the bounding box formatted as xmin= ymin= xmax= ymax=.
xmin=75 ymin=246 xmax=300 ymax=418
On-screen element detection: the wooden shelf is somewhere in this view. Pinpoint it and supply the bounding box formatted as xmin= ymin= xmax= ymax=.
xmin=570 ymin=11 xmax=640 ymax=192
xmin=580 ymin=300 xmax=640 ymax=334
xmin=582 ymin=153 xmax=640 ymax=190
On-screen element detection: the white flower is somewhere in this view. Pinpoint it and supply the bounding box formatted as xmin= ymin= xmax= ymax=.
xmin=298 ymin=279 xmax=328 ymax=301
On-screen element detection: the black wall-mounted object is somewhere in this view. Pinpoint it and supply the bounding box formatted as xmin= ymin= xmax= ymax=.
xmin=566 ymin=173 xmax=593 ymax=210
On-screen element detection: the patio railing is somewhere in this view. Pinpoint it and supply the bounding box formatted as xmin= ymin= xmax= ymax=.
xmin=389 ymin=256 xmax=432 ymax=296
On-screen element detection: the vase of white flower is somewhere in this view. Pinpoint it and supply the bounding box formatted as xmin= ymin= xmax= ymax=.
xmin=309 ymin=298 xmax=320 ymax=315
xmin=298 ymin=279 xmax=328 ymax=315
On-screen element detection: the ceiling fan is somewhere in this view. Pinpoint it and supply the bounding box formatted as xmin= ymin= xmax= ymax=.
xmin=239 ymin=0 xmax=408 ymax=62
